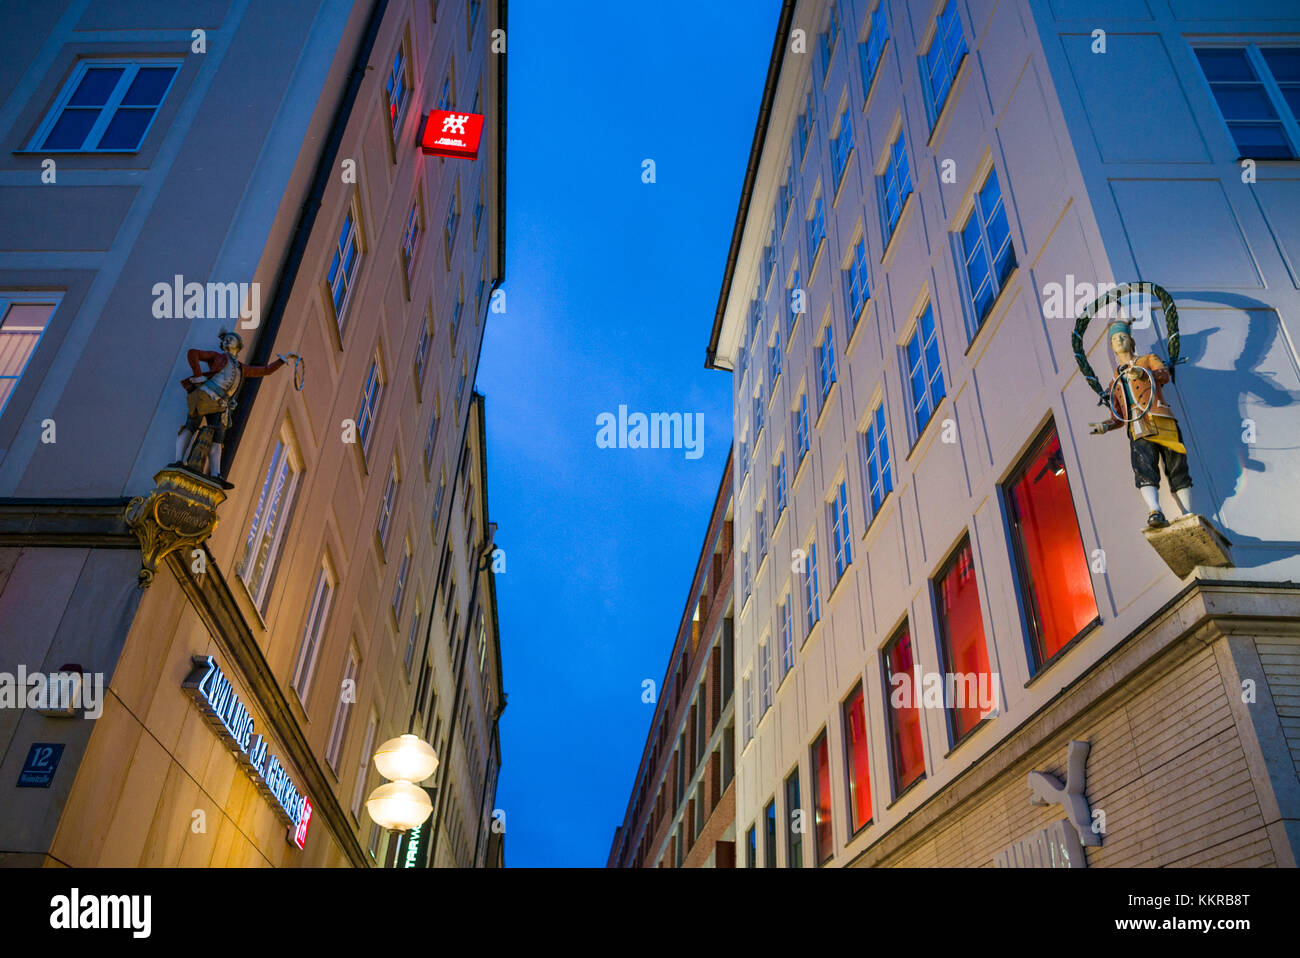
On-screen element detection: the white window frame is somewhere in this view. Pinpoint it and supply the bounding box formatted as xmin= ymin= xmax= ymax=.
xmin=237 ymin=428 xmax=302 ymax=611
xmin=0 ymin=293 xmax=61 ymax=419
xmin=28 ymin=59 xmax=182 ymax=153
xmin=291 ymin=562 xmax=335 ymax=705
xmin=325 ymin=650 xmax=359 ymax=772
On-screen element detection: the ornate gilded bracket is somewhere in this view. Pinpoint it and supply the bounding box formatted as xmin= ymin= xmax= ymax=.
xmin=124 ymin=467 xmax=227 ymax=588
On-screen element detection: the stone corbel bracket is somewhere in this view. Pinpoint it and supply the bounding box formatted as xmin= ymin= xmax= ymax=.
xmin=124 ymin=467 xmax=226 ymax=588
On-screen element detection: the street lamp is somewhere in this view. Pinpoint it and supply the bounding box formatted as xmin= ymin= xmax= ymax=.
xmin=366 ymin=734 xmax=439 ymax=864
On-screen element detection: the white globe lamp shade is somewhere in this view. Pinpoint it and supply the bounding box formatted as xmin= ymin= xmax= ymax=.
xmin=365 ymin=780 xmax=433 ymax=831
xmin=373 ymin=733 xmax=439 ymax=783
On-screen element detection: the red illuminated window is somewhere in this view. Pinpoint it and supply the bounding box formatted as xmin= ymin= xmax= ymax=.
xmin=811 ymin=730 xmax=833 ymax=865
xmin=935 ymin=538 xmax=993 ymax=741
xmin=1006 ymin=425 xmax=1099 ymax=668
xmin=883 ymin=625 xmax=925 ymax=793
xmin=842 ymin=684 xmax=872 ymax=834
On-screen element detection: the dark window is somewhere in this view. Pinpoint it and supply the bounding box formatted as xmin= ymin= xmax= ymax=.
xmin=843 ymin=683 xmax=872 ymax=833
xmin=1006 ymin=425 xmax=1099 ymax=668
xmin=746 ymin=825 xmax=757 ymax=868
xmin=811 ymin=731 xmax=833 ymax=865
xmin=784 ymin=768 xmax=803 ymax=868
xmin=934 ymin=538 xmax=993 ymax=741
xmin=883 ymin=625 xmax=925 ymax=792
xmin=764 ymin=799 xmax=777 ymax=867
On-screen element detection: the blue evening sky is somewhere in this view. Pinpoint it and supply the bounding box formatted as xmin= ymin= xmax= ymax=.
xmin=475 ymin=0 xmax=782 ymax=866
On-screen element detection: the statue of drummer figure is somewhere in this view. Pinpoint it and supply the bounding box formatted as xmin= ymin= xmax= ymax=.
xmin=1089 ymin=320 xmax=1192 ymax=528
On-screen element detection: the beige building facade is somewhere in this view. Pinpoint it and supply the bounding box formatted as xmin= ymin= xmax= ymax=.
xmin=709 ymin=0 xmax=1300 ymax=868
xmin=0 ymin=0 xmax=506 ymax=867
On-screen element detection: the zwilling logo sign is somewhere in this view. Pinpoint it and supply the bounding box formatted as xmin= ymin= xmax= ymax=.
xmin=420 ymin=110 xmax=484 ymax=159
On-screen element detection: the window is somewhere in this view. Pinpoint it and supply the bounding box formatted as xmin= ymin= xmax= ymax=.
xmin=756 ymin=505 xmax=767 ymax=562
xmin=747 ymin=825 xmax=758 ymax=868
xmin=804 ymin=539 xmax=821 ymax=634
xmin=794 ymin=394 xmax=810 ymax=465
xmin=444 ymin=182 xmax=461 ymax=265
xmin=758 ymin=640 xmax=772 ymax=716
xmin=905 ymin=304 xmax=945 ymax=435
xmin=741 ymin=548 xmax=751 ymax=606
xmin=393 ymin=537 xmax=412 ymax=618
xmin=797 ymin=90 xmax=815 ymax=161
xmin=386 ymin=40 xmax=411 ymax=139
xmin=722 ymin=618 xmax=734 ymax=704
xmin=843 ymin=684 xmax=873 ymax=834
xmin=473 ymin=180 xmax=485 ymax=245
xmin=438 ymin=63 xmax=455 ymax=112
xmin=831 ymin=110 xmax=853 ymax=191
xmin=743 ymin=672 xmax=754 ymax=744
xmin=238 ymin=433 xmax=302 ymax=611
xmin=753 ymin=391 xmax=765 ymax=437
xmin=770 ymin=326 xmax=783 ymax=383
xmin=780 ymin=164 xmax=796 ymax=229
xmin=779 ymin=595 xmax=794 ymax=678
xmin=960 ymin=168 xmax=1016 ymax=329
xmin=1006 ymin=426 xmax=1099 ymax=669
xmin=811 ymin=731 xmax=833 ymax=865
xmin=817 ymin=328 xmax=837 ymax=407
xmin=291 ymin=564 xmax=335 ymax=703
xmin=820 ymin=2 xmax=840 ymax=75
xmin=883 ymin=624 xmax=925 ymax=792
xmin=935 ymin=539 xmax=993 ymax=742
xmin=764 ymin=799 xmax=778 ymax=867
xmin=32 ymin=60 xmax=179 ymax=152
xmin=415 ymin=311 xmax=432 ymax=391
xmin=773 ymin=452 xmax=788 ymax=519
xmin=861 ymin=400 xmax=893 ymax=519
xmin=859 ymin=2 xmax=890 ymax=97
xmin=839 ymin=239 xmax=870 ymax=342
xmin=423 ymin=394 xmax=441 ymax=471
xmin=878 ymin=130 xmax=913 ymax=243
xmin=468 ymin=0 xmax=482 ymax=44
xmin=921 ymin=0 xmax=967 ymax=124
xmin=351 ymin=709 xmax=378 ymax=817
xmin=806 ymin=195 xmax=826 ymax=265
xmin=762 ymin=240 xmax=776 ymax=293
xmin=1195 ymin=46 xmax=1300 ymax=159
xmin=432 ymin=467 xmax=447 ymax=531
xmin=0 ymin=296 xmax=58 ymax=418
xmin=405 ymin=594 xmax=422 ymax=673
xmin=327 ymin=204 xmax=362 ymax=332
xmin=451 ymin=276 xmax=465 ymax=344
xmin=401 ymin=194 xmax=423 ymax=283
xmin=376 ymin=459 xmax=399 ymax=548
xmin=325 ymin=651 xmax=358 ymax=772
xmin=829 ymin=480 xmax=852 ymax=582
xmin=456 ymin=358 xmax=468 ymax=411
xmin=785 ymin=769 xmax=803 ymax=868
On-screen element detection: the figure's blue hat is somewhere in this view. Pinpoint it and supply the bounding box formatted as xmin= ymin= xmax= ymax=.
xmin=1107 ymin=319 xmax=1132 ymax=340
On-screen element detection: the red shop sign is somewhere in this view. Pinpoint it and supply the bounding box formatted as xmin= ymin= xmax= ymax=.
xmin=420 ymin=110 xmax=484 ymax=159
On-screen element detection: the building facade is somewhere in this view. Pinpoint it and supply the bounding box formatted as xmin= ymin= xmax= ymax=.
xmin=608 ymin=453 xmax=737 ymax=868
xmin=708 ymin=0 xmax=1300 ymax=868
xmin=0 ymin=0 xmax=506 ymax=867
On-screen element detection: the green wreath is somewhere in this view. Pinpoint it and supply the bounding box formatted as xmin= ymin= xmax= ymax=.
xmin=1071 ymin=281 xmax=1180 ymax=404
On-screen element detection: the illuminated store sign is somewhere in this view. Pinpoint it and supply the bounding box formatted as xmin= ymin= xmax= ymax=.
xmin=183 ymin=655 xmax=312 ymax=849
xmin=419 ymin=110 xmax=484 ymax=159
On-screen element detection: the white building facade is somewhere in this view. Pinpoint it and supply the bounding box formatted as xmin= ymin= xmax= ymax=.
xmin=709 ymin=0 xmax=1300 ymax=868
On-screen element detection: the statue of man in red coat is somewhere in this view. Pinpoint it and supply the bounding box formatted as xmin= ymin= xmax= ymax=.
xmin=1088 ymin=320 xmax=1192 ymax=528
xmin=175 ymin=330 xmax=288 ymax=485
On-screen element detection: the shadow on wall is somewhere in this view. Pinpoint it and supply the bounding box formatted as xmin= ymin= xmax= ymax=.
xmin=1153 ymin=293 xmax=1300 ymax=565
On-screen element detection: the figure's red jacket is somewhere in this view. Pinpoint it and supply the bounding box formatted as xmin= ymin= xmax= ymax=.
xmin=180 ymin=349 xmax=284 ymax=391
